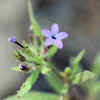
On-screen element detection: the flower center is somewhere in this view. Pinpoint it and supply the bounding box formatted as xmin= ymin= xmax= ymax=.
xmin=51 ymin=35 xmax=56 ymax=39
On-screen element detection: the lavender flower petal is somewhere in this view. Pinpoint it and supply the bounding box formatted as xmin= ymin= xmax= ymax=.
xmin=56 ymin=32 xmax=68 ymax=40
xmin=8 ymin=36 xmax=16 ymax=43
xmin=51 ymin=24 xmax=59 ymax=33
xmin=44 ymin=38 xmax=54 ymax=46
xmin=42 ymin=29 xmax=51 ymax=37
xmin=55 ymin=40 xmax=63 ymax=49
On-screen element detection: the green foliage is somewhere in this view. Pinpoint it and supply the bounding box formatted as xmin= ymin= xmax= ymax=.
xmin=11 ymin=66 xmax=22 ymax=72
xmin=91 ymin=82 xmax=100 ymax=93
xmin=8 ymin=0 xmax=100 ymax=99
xmin=18 ymin=48 xmax=43 ymax=64
xmin=92 ymin=53 xmax=100 ymax=78
xmin=28 ymin=0 xmax=42 ymax=36
xmin=41 ymin=65 xmax=50 ymax=74
xmin=17 ymin=70 xmax=39 ymax=97
xmin=46 ymin=71 xmax=68 ymax=94
xmin=72 ymin=71 xmax=96 ymax=84
xmin=71 ymin=49 xmax=85 ymax=76
xmin=45 ymin=45 xmax=57 ymax=57
xmin=5 ymin=91 xmax=60 ymax=100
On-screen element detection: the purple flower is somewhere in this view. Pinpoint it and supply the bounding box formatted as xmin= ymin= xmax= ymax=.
xmin=42 ymin=24 xmax=68 ymax=49
xmin=8 ymin=36 xmax=16 ymax=43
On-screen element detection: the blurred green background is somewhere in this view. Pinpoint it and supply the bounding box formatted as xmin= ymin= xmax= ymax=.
xmin=0 ymin=0 xmax=100 ymax=99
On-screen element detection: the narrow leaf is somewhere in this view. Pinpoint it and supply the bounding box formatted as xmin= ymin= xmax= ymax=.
xmin=72 ymin=71 xmax=96 ymax=84
xmin=11 ymin=66 xmax=22 ymax=72
xmin=71 ymin=49 xmax=85 ymax=76
xmin=17 ymin=70 xmax=39 ymax=97
xmin=92 ymin=53 xmax=100 ymax=78
xmin=41 ymin=65 xmax=50 ymax=74
xmin=45 ymin=45 xmax=57 ymax=57
xmin=46 ymin=71 xmax=68 ymax=94
xmin=19 ymin=50 xmax=42 ymax=64
xmin=5 ymin=91 xmax=60 ymax=100
xmin=28 ymin=0 xmax=42 ymax=36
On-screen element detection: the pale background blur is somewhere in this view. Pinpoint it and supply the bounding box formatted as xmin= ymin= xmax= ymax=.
xmin=0 ymin=0 xmax=100 ymax=99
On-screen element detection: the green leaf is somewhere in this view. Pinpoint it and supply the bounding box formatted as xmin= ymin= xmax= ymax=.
xmin=71 ymin=49 xmax=85 ymax=76
xmin=41 ymin=65 xmax=50 ymax=74
xmin=86 ymin=82 xmax=100 ymax=100
xmin=5 ymin=91 xmax=60 ymax=100
xmin=92 ymin=53 xmax=100 ymax=78
xmin=46 ymin=71 xmax=68 ymax=94
xmin=17 ymin=70 xmax=39 ymax=97
xmin=11 ymin=66 xmax=22 ymax=72
xmin=72 ymin=71 xmax=96 ymax=84
xmin=28 ymin=0 xmax=42 ymax=36
xmin=19 ymin=50 xmax=42 ymax=64
xmin=83 ymin=81 xmax=100 ymax=97
xmin=90 ymin=82 xmax=100 ymax=93
xmin=45 ymin=45 xmax=57 ymax=57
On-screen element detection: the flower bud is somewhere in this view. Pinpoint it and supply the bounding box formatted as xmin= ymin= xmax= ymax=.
xmin=18 ymin=64 xmax=29 ymax=71
xmin=8 ymin=36 xmax=16 ymax=43
xmin=64 ymin=67 xmax=72 ymax=75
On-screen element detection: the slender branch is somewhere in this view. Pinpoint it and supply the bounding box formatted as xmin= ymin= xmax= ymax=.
xmin=47 ymin=63 xmax=65 ymax=82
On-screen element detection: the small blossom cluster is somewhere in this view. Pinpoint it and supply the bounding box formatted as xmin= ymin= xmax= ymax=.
xmin=8 ymin=24 xmax=69 ymax=71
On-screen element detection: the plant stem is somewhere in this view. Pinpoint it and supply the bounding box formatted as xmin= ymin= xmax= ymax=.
xmin=47 ymin=63 xmax=64 ymax=82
